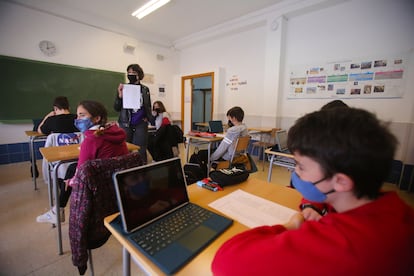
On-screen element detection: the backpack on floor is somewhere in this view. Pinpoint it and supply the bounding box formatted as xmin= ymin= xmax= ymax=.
xmin=183 ymin=163 xmax=205 ymax=185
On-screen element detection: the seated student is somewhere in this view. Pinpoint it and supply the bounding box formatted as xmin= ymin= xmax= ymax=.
xmin=37 ymin=96 xmax=79 ymax=135
xmin=201 ymin=106 xmax=248 ymax=162
xmin=151 ymin=101 xmax=172 ymax=130
xmin=212 ymin=107 xmax=414 ymax=275
xmin=37 ymin=100 xmax=129 ymax=224
xmin=301 ymin=99 xmax=349 ymax=221
xmin=148 ymin=101 xmax=180 ymax=161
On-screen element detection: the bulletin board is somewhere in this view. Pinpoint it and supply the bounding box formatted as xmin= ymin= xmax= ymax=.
xmin=288 ymin=54 xmax=406 ymax=99
xmin=0 ymin=55 xmax=125 ymax=122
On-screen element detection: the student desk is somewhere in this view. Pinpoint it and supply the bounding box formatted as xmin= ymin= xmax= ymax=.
xmin=39 ymin=142 xmax=139 ymax=255
xmin=184 ymin=134 xmax=223 ymax=175
xmin=25 ymin=130 xmax=47 ymax=190
xmin=264 ymin=148 xmax=295 ymax=182
xmin=104 ymin=177 xmax=302 ymax=276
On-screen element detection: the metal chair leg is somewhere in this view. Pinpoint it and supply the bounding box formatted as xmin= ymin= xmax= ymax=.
xmin=88 ymin=249 xmax=94 ymax=276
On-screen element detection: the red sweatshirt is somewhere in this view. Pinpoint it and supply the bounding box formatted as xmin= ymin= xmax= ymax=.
xmin=212 ymin=192 xmax=414 ymax=276
xmin=77 ymin=124 xmax=128 ymax=168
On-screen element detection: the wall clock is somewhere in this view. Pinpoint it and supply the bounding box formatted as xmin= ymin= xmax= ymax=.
xmin=39 ymin=40 xmax=57 ymax=56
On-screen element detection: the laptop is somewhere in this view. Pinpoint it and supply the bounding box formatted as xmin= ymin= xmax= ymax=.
xmin=276 ymin=130 xmax=291 ymax=153
xmin=112 ymin=157 xmax=233 ymax=275
xmin=208 ymin=120 xmax=224 ymax=133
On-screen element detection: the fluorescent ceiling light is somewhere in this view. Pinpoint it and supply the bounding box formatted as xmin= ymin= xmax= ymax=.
xmin=132 ymin=0 xmax=171 ymax=19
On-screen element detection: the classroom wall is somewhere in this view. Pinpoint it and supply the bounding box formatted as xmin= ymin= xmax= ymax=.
xmin=176 ymin=0 xmax=414 ymax=163
xmin=1 ymin=0 xmax=413 ymax=166
xmin=0 ymin=0 xmax=179 ymax=145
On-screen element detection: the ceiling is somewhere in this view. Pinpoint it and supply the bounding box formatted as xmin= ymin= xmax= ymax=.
xmin=8 ymin=0 xmax=284 ymax=47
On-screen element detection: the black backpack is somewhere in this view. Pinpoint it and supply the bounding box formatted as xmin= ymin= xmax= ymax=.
xmin=184 ymin=150 xmax=208 ymax=184
xmin=183 ymin=163 xmax=205 ymax=185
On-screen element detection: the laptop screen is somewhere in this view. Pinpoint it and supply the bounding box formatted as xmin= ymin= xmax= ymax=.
xmin=277 ymin=130 xmax=288 ymax=151
xmin=113 ymin=157 xmax=189 ymax=233
xmin=208 ymin=120 xmax=224 ymax=133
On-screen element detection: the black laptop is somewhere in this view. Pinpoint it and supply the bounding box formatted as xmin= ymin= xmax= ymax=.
xmin=112 ymin=157 xmax=233 ymax=275
xmin=208 ymin=120 xmax=224 ymax=133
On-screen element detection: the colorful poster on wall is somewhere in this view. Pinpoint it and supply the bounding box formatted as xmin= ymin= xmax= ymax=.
xmin=288 ymin=54 xmax=406 ymax=99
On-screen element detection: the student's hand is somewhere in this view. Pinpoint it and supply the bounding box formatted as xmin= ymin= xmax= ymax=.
xmin=118 ymin=83 xmax=124 ymax=98
xmin=45 ymin=110 xmax=56 ymax=118
xmin=283 ymin=212 xmax=305 ymax=230
xmin=302 ymin=207 xmax=323 ymax=221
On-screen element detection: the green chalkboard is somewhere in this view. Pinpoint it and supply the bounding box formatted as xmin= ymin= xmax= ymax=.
xmin=0 ymin=55 xmax=125 ymax=122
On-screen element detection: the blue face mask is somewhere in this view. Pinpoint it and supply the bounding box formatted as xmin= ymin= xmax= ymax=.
xmin=291 ymin=172 xmax=334 ymax=202
xmin=74 ymin=117 xmax=94 ymax=132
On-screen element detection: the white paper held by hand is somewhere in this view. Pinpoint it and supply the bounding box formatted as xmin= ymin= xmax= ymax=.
xmin=122 ymin=84 xmax=142 ymax=109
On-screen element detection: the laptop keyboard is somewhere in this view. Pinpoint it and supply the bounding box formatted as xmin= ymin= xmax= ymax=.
xmin=131 ymin=204 xmax=212 ymax=256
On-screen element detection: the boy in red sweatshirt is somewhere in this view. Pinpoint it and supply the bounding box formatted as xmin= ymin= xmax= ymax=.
xmin=212 ymin=107 xmax=414 ymax=276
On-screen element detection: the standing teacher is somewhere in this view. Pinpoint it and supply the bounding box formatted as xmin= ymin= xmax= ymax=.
xmin=114 ymin=63 xmax=153 ymax=163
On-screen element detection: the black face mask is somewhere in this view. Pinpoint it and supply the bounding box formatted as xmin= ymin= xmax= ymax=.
xmin=228 ymin=120 xmax=234 ymax=127
xmin=154 ymin=108 xmax=161 ymax=113
xmin=127 ymin=74 xmax=138 ymax=83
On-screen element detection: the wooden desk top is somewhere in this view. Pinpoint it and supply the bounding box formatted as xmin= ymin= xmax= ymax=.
xmin=104 ymin=178 xmax=301 ymax=276
xmin=25 ymin=130 xmax=47 ymax=138
xmin=264 ymin=148 xmax=294 ymax=159
xmin=248 ymin=127 xmax=280 ymax=133
xmin=40 ymin=142 xmax=139 ymax=163
xmin=185 ymin=134 xmax=224 ymax=142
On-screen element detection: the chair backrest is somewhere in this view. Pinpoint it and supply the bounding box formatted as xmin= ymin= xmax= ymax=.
xmin=69 ymin=152 xmax=143 ymax=271
xmin=229 ymin=136 xmax=251 ymax=163
xmin=208 ymin=120 xmax=224 ymax=133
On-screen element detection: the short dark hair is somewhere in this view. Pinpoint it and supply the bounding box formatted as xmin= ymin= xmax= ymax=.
xmin=227 ymin=106 xmax=244 ymax=122
xmin=153 ymin=101 xmax=167 ymax=113
xmin=53 ymin=96 xmax=70 ymax=110
xmin=287 ymin=107 xmax=397 ymax=199
xmin=78 ymin=100 xmax=108 ymax=126
xmin=127 ymin=64 xmax=144 ymax=80
xmin=320 ymin=100 xmax=348 ymax=111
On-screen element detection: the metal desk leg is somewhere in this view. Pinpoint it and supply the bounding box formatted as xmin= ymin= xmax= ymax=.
xmin=185 ymin=138 xmax=191 ymax=163
xmin=267 ymin=155 xmax=275 ymax=182
xmin=123 ymin=247 xmax=131 ymax=276
xmin=53 ymin=162 xmax=63 ymax=255
xmin=47 ymin=162 xmax=54 ymax=211
xmin=29 ymin=137 xmax=38 ymax=190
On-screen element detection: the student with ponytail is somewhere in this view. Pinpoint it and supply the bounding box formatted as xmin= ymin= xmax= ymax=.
xmin=37 ymin=100 xmax=129 ymax=224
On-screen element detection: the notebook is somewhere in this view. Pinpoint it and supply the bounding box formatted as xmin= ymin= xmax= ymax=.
xmin=208 ymin=120 xmax=224 ymax=133
xmin=112 ymin=157 xmax=233 ymax=275
xmin=276 ymin=130 xmax=290 ymax=153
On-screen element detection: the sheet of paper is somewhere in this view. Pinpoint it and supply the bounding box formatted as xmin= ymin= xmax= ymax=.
xmin=122 ymin=84 xmax=141 ymax=109
xmin=209 ymin=189 xmax=297 ymax=228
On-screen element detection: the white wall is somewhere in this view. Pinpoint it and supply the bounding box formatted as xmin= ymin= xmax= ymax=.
xmin=177 ymin=0 xmax=414 ymax=162
xmin=0 ymin=1 xmax=179 ymax=144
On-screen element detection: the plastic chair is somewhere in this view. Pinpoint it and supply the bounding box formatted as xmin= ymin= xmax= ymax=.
xmin=214 ymin=136 xmax=251 ymax=170
xmin=251 ymin=128 xmax=278 ymax=171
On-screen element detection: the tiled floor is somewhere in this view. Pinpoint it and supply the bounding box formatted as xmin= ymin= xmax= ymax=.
xmin=0 ymin=145 xmax=413 ymax=275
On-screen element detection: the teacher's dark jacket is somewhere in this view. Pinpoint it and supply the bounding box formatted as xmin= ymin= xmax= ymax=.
xmin=113 ymin=83 xmax=153 ymax=128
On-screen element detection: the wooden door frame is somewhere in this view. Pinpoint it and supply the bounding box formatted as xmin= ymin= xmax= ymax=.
xmin=181 ymin=72 xmax=214 ymax=131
